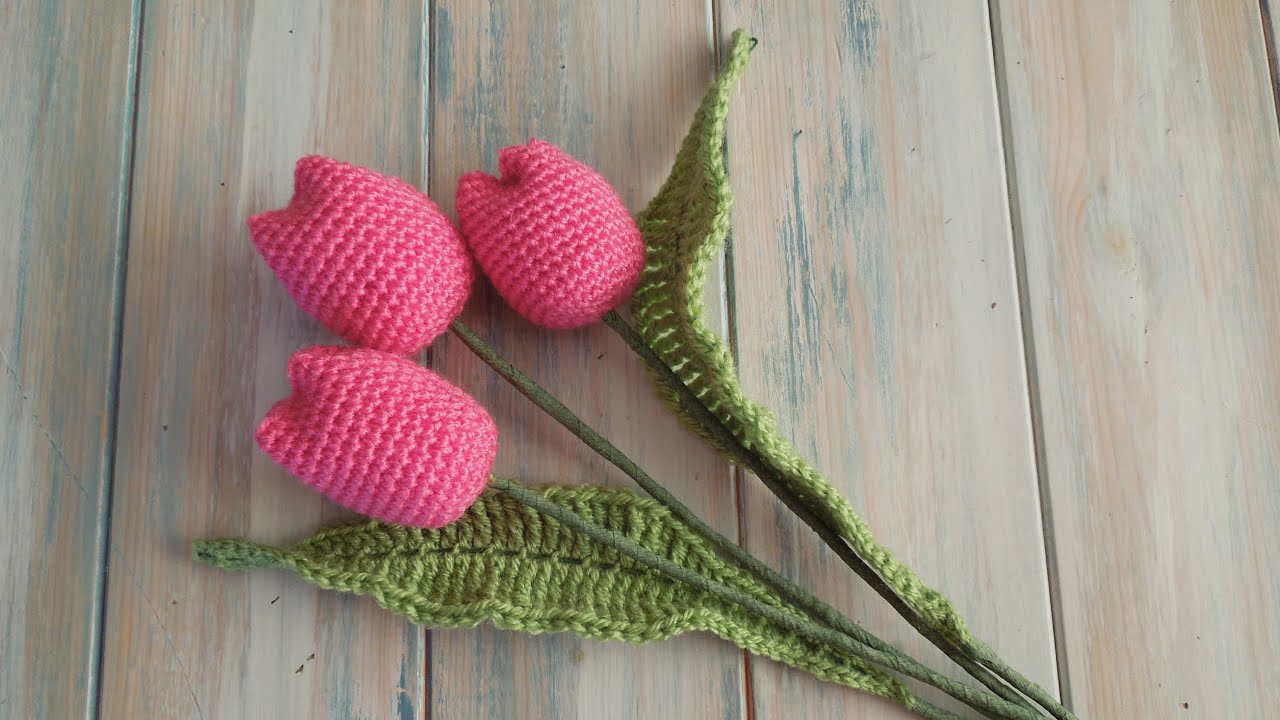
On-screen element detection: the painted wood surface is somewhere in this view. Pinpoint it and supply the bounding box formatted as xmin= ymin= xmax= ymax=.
xmin=4 ymin=1 xmax=1280 ymax=718
xmin=0 ymin=3 xmax=139 ymax=719
xmin=96 ymin=3 xmax=426 ymax=718
xmin=992 ymin=1 xmax=1280 ymax=717
xmin=717 ymin=1 xmax=1059 ymax=717
xmin=426 ymin=2 xmax=744 ymax=718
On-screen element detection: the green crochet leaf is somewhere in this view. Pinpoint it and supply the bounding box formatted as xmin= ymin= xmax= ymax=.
xmin=629 ymin=29 xmax=971 ymax=646
xmin=194 ymin=484 xmax=910 ymax=705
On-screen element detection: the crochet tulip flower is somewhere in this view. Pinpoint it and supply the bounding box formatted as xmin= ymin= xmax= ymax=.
xmin=255 ymin=346 xmax=499 ymax=528
xmin=203 ymin=32 xmax=1074 ymax=720
xmin=249 ymin=156 xmax=474 ymax=354
xmin=455 ymin=139 xmax=646 ymax=330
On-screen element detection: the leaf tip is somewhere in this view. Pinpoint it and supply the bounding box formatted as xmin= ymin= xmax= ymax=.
xmin=193 ymin=538 xmax=281 ymax=571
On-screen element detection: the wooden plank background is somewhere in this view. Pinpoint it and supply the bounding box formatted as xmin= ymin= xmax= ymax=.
xmin=720 ymin=1 xmax=1058 ymax=716
xmin=0 ymin=2 xmax=140 ymax=719
xmin=992 ymin=2 xmax=1280 ymax=716
xmin=97 ymin=3 xmax=427 ymax=718
xmin=1 ymin=1 xmax=1277 ymax=718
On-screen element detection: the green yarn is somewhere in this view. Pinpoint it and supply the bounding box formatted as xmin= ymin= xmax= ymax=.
xmin=605 ymin=311 xmax=1048 ymax=716
xmin=194 ymin=484 xmax=912 ymax=707
xmin=452 ymin=323 xmax=1044 ymax=719
xmin=629 ymin=29 xmax=971 ymax=647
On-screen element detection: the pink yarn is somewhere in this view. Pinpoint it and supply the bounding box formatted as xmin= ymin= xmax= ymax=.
xmin=256 ymin=346 xmax=499 ymax=528
xmin=455 ymin=139 xmax=646 ymax=330
xmin=249 ymin=156 xmax=474 ymax=355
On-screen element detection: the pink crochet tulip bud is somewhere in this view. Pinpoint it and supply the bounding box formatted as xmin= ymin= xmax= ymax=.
xmin=455 ymin=139 xmax=646 ymax=330
xmin=249 ymin=156 xmax=474 ymax=354
xmin=256 ymin=346 xmax=498 ymax=528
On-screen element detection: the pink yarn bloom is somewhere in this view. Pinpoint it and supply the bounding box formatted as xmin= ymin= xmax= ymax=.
xmin=455 ymin=139 xmax=646 ymax=330
xmin=249 ymin=156 xmax=474 ymax=354
xmin=256 ymin=346 xmax=499 ymax=528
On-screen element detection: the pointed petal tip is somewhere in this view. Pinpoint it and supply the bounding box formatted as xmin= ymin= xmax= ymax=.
xmin=285 ymin=345 xmax=345 ymax=390
xmin=293 ymin=154 xmax=344 ymax=182
xmin=246 ymin=209 xmax=284 ymax=247
xmin=253 ymin=399 xmax=292 ymax=455
xmin=456 ymin=170 xmax=504 ymax=203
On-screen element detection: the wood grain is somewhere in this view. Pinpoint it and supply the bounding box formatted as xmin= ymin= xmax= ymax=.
xmin=0 ymin=2 xmax=139 ymax=718
xmin=717 ymin=1 xmax=1060 ymax=716
xmin=427 ymin=2 xmax=745 ymax=717
xmin=993 ymin=1 xmax=1280 ymax=716
xmin=97 ymin=3 xmax=426 ymax=718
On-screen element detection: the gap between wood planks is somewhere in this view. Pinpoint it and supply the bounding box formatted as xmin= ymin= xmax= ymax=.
xmin=422 ymin=0 xmax=439 ymax=716
xmin=1259 ymin=0 xmax=1280 ymax=135
xmin=90 ymin=1 xmax=147 ymax=718
xmin=983 ymin=0 xmax=1072 ymax=710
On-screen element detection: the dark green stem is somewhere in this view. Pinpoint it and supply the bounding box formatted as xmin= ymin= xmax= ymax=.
xmin=972 ymin=641 xmax=1074 ymax=720
xmin=452 ymin=320 xmax=1039 ymax=720
xmin=603 ymin=311 xmax=1072 ymax=720
xmin=492 ymin=478 xmax=1032 ymax=720
xmin=600 ymin=313 xmax=1035 ymax=711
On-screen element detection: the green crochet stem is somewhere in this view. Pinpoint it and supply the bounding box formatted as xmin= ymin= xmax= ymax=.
xmin=626 ymin=29 xmax=1073 ymax=720
xmin=491 ymin=480 xmax=1037 ymax=720
xmin=603 ymin=310 xmax=1040 ymax=715
xmin=631 ymin=24 xmax=967 ymax=644
xmin=450 ymin=320 xmax=1039 ymax=720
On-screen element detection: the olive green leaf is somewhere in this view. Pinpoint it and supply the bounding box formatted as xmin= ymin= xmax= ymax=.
xmin=194 ymin=484 xmax=909 ymax=705
xmin=628 ymin=29 xmax=970 ymax=646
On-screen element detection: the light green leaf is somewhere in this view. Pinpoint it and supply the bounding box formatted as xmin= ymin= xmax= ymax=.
xmin=629 ymin=30 xmax=970 ymax=645
xmin=195 ymin=484 xmax=910 ymax=705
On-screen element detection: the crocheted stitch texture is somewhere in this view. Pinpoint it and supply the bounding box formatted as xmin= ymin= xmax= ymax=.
xmin=194 ymin=485 xmax=910 ymax=706
xmin=629 ymin=31 xmax=971 ymax=646
xmin=249 ymin=156 xmax=474 ymax=354
xmin=456 ymin=139 xmax=646 ymax=329
xmin=255 ymin=346 xmax=498 ymax=528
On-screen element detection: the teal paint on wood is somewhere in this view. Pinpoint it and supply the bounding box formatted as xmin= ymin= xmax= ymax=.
xmin=396 ymin=654 xmax=416 ymax=720
xmin=839 ymin=0 xmax=880 ymax=65
xmin=0 ymin=2 xmax=141 ymax=719
xmin=96 ymin=2 xmax=427 ymax=718
xmin=434 ymin=7 xmax=456 ymax=100
xmin=783 ymin=130 xmax=822 ymax=396
xmin=836 ymin=107 xmax=897 ymax=420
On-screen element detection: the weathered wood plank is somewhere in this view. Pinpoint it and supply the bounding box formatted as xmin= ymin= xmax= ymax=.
xmin=97 ymin=3 xmax=426 ymax=718
xmin=427 ymin=2 xmax=744 ymax=717
xmin=993 ymin=1 xmax=1280 ymax=716
xmin=0 ymin=2 xmax=139 ymax=718
xmin=718 ymin=1 xmax=1059 ymax=716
